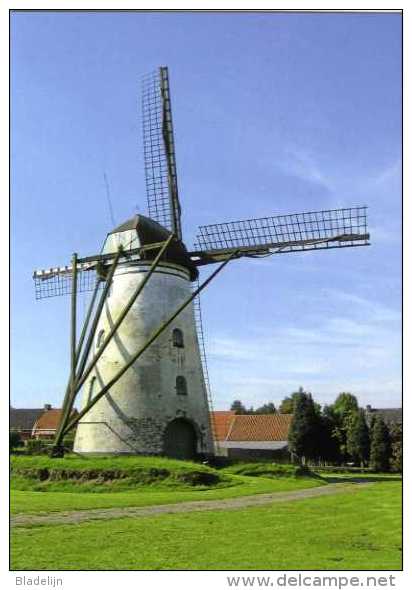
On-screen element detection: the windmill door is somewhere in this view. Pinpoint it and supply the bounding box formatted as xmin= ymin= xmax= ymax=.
xmin=163 ymin=418 xmax=197 ymax=460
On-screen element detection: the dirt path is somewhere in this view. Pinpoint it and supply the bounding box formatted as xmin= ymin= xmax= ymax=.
xmin=11 ymin=482 xmax=370 ymax=528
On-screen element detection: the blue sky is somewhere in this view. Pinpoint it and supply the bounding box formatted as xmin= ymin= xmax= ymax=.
xmin=11 ymin=11 xmax=401 ymax=410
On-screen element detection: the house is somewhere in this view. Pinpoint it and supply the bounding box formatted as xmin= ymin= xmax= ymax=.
xmin=10 ymin=405 xmax=50 ymax=440
xmin=365 ymin=405 xmax=402 ymax=427
xmin=10 ymin=404 xmax=78 ymax=441
xmin=211 ymin=411 xmax=293 ymax=461
xmin=32 ymin=407 xmax=78 ymax=440
xmin=211 ymin=411 xmax=236 ymax=442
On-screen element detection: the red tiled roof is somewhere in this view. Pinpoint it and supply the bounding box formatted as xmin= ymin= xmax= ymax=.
xmin=226 ymin=414 xmax=293 ymax=442
xmin=33 ymin=409 xmax=78 ymax=432
xmin=211 ymin=411 xmax=236 ymax=441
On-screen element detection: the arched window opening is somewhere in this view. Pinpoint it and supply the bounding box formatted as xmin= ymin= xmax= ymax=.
xmin=176 ymin=375 xmax=188 ymax=396
xmin=87 ymin=377 xmax=96 ymax=405
xmin=172 ymin=328 xmax=184 ymax=348
xmin=96 ymin=329 xmax=105 ymax=350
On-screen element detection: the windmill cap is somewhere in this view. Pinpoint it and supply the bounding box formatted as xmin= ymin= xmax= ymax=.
xmin=109 ymin=214 xmax=169 ymax=241
xmin=106 ymin=214 xmax=198 ymax=280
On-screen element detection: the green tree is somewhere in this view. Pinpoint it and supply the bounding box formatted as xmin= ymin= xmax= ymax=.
xmin=317 ymin=407 xmax=341 ymax=464
xmin=279 ymin=387 xmax=305 ymax=414
xmin=254 ymin=402 xmax=277 ymax=414
xmin=332 ymin=392 xmax=359 ymax=416
xmin=389 ymin=423 xmax=402 ymax=473
xmin=287 ymin=390 xmax=320 ymax=463
xmin=346 ymin=409 xmax=370 ymax=466
xmin=329 ymin=392 xmax=359 ymax=460
xmin=370 ymin=416 xmax=391 ymax=472
xmin=230 ymin=400 xmax=248 ymax=415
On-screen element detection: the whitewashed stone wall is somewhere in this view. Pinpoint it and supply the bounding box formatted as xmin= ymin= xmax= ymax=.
xmin=74 ymin=260 xmax=213 ymax=455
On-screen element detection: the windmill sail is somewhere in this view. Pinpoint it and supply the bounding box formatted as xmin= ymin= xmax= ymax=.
xmin=33 ymin=265 xmax=100 ymax=300
xmin=191 ymin=206 xmax=369 ymax=264
xmin=33 ymin=245 xmax=145 ymax=300
xmin=142 ymin=67 xmax=182 ymax=240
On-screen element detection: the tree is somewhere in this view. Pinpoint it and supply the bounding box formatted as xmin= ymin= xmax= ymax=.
xmin=230 ymin=400 xmax=248 ymax=415
xmin=332 ymin=392 xmax=359 ymax=417
xmin=279 ymin=387 xmax=305 ymax=414
xmin=370 ymin=416 xmax=391 ymax=472
xmin=317 ymin=407 xmax=341 ymax=464
xmin=254 ymin=402 xmax=277 ymax=414
xmin=328 ymin=392 xmax=359 ymax=460
xmin=287 ymin=390 xmax=320 ymax=463
xmin=10 ymin=431 xmax=23 ymax=450
xmin=346 ymin=409 xmax=370 ymax=466
xmin=389 ymin=422 xmax=402 ymax=473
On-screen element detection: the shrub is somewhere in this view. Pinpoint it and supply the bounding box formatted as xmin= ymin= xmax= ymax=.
xmin=223 ymin=462 xmax=310 ymax=478
xmin=10 ymin=431 xmax=24 ymax=450
xmin=62 ymin=434 xmax=75 ymax=452
xmin=25 ymin=439 xmax=50 ymax=455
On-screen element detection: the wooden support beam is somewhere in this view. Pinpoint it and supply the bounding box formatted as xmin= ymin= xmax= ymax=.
xmin=51 ymin=248 xmax=123 ymax=454
xmin=51 ymin=275 xmax=101 ymax=454
xmin=189 ymin=233 xmax=371 ymax=266
xmin=70 ymin=253 xmax=78 ymax=396
xmin=50 ymin=254 xmax=78 ymax=457
xmin=76 ymin=240 xmax=172 ymax=265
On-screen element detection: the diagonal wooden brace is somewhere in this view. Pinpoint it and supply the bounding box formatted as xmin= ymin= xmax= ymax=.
xmin=51 ymin=247 xmax=123 ymax=455
xmin=68 ymin=233 xmax=175 ymax=401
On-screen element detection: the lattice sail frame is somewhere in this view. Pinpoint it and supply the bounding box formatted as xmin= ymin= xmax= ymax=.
xmin=142 ymin=67 xmax=182 ymax=239
xmin=33 ymin=237 xmax=170 ymax=300
xmin=193 ymin=207 xmax=369 ymax=256
xmin=33 ymin=264 xmax=102 ymax=300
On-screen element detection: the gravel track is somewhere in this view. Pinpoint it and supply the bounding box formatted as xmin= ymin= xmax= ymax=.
xmin=11 ymin=482 xmax=370 ymax=528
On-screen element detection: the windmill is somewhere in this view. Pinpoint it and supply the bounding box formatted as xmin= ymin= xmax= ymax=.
xmin=33 ymin=67 xmax=370 ymax=459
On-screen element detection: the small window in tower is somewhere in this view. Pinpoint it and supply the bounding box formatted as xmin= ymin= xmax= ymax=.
xmin=96 ymin=329 xmax=105 ymax=349
xmin=172 ymin=328 xmax=184 ymax=348
xmin=176 ymin=375 xmax=188 ymax=396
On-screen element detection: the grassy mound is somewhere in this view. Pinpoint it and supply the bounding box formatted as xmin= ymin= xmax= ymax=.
xmin=222 ymin=462 xmax=317 ymax=479
xmin=10 ymin=455 xmax=233 ymax=493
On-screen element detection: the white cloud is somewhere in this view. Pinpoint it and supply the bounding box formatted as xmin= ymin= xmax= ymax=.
xmin=324 ymin=289 xmax=401 ymax=323
xmin=277 ymin=145 xmax=333 ymax=191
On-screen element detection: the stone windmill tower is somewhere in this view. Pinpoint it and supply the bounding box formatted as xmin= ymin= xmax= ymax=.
xmin=73 ymin=214 xmax=213 ymax=458
xmin=33 ymin=67 xmax=370 ymax=459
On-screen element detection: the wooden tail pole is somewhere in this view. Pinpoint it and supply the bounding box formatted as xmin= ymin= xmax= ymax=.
xmin=74 ymin=277 xmax=101 ymax=371
xmin=51 ymin=248 xmax=123 ymax=455
xmin=50 ymin=254 xmax=78 ymax=457
xmin=70 ymin=253 xmax=78 ymax=396
xmin=70 ymin=247 xmax=123 ymax=386
xmin=62 ymin=250 xmax=238 ymax=437
xmin=51 ymin=276 xmax=101 ymax=454
xmin=70 ymin=233 xmax=175 ymax=398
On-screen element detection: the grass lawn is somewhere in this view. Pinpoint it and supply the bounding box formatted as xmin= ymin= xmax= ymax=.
xmin=10 ymin=454 xmax=229 ymax=492
xmin=11 ymin=480 xmax=401 ymax=570
xmin=11 ymin=456 xmax=324 ymax=514
xmin=11 ymin=474 xmax=322 ymax=514
xmin=11 ymin=454 xmax=217 ymax=472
